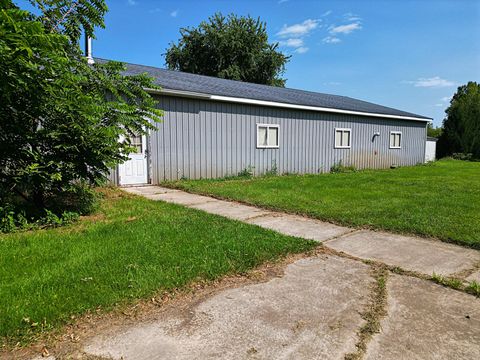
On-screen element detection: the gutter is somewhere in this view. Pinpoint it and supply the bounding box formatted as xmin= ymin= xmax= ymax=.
xmin=145 ymin=88 xmax=432 ymax=122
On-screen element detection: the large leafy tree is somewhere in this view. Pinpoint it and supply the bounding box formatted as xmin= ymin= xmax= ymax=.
xmin=437 ymin=82 xmax=480 ymax=159
xmin=165 ymin=13 xmax=290 ymax=87
xmin=0 ymin=1 xmax=162 ymax=211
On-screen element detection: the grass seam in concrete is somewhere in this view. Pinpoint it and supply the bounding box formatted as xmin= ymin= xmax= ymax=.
xmin=451 ymin=262 xmax=480 ymax=280
xmin=344 ymin=266 xmax=389 ymax=360
xmin=325 ymin=246 xmax=480 ymax=297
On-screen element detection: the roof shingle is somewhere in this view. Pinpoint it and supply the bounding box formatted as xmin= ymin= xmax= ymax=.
xmin=96 ymin=58 xmax=430 ymax=120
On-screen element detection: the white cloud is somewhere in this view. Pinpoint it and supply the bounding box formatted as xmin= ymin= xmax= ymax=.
xmin=441 ymin=96 xmax=452 ymax=102
xmin=127 ymin=0 xmax=137 ymax=5
xmin=170 ymin=9 xmax=179 ymax=17
xmin=323 ymin=36 xmax=341 ymax=44
xmin=278 ymin=38 xmax=304 ymax=48
xmin=149 ymin=8 xmax=161 ymax=13
xmin=295 ymin=47 xmax=309 ymax=54
xmin=321 ymin=10 xmax=332 ymax=17
xmin=344 ymin=12 xmax=362 ymax=21
xmin=435 ymin=103 xmax=444 ymax=107
xmin=330 ymin=22 xmax=362 ymax=35
xmin=277 ymin=19 xmax=320 ymax=37
xmin=406 ymin=77 xmax=456 ymax=88
xmin=278 ymin=39 xmax=308 ymax=54
xmin=324 ymin=81 xmax=341 ymax=86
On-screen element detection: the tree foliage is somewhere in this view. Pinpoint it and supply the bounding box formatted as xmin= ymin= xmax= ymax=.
xmin=0 ymin=1 xmax=162 ymax=217
xmin=427 ymin=123 xmax=442 ymax=138
xmin=165 ymin=13 xmax=290 ymax=87
xmin=437 ymin=82 xmax=480 ymax=159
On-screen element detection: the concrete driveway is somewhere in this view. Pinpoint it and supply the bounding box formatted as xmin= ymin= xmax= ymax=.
xmin=81 ymin=255 xmax=479 ymax=360
xmin=30 ymin=186 xmax=480 ymax=359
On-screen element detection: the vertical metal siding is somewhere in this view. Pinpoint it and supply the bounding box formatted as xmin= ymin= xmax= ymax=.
xmin=106 ymin=167 xmax=119 ymax=186
xmin=148 ymin=95 xmax=427 ymax=182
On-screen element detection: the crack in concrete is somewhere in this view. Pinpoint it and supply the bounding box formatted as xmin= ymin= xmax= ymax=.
xmin=321 ymin=229 xmax=361 ymax=243
xmin=179 ymin=200 xmax=218 ymax=206
xmin=241 ymin=212 xmax=273 ymax=222
xmin=451 ymin=262 xmax=480 ymax=280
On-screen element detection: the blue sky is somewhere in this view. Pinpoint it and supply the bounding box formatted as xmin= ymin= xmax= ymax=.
xmin=19 ymin=0 xmax=480 ymax=125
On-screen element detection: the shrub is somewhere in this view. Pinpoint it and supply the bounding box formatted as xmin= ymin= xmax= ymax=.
xmin=0 ymin=182 xmax=97 ymax=233
xmin=451 ymin=153 xmax=474 ymax=161
xmin=0 ymin=206 xmax=17 ymax=233
xmin=42 ymin=210 xmax=79 ymax=228
xmin=0 ymin=208 xmax=81 ymax=233
xmin=46 ymin=182 xmax=100 ymax=216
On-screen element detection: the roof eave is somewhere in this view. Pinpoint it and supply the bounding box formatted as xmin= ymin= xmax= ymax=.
xmin=146 ymin=87 xmax=432 ymax=122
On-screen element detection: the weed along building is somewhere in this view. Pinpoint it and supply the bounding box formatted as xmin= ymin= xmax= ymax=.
xmin=105 ymin=60 xmax=432 ymax=185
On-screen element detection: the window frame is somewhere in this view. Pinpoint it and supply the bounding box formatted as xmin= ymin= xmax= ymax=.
xmin=389 ymin=131 xmax=402 ymax=149
xmin=334 ymin=128 xmax=352 ymax=149
xmin=256 ymin=123 xmax=280 ymax=149
xmin=128 ymin=133 xmax=144 ymax=154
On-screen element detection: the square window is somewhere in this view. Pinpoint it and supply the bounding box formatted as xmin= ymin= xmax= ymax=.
xmin=257 ymin=124 xmax=279 ymax=148
xmin=335 ymin=128 xmax=351 ymax=148
xmin=390 ymin=131 xmax=402 ymax=149
xmin=129 ymin=134 xmax=143 ymax=153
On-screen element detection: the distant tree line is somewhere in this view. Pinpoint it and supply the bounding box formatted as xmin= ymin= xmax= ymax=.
xmin=436 ymin=82 xmax=480 ymax=159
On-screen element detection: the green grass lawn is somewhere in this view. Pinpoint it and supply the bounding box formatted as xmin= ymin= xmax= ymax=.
xmin=0 ymin=190 xmax=315 ymax=344
xmin=167 ymin=160 xmax=480 ymax=249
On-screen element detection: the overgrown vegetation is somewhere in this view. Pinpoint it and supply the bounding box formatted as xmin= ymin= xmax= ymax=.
xmin=465 ymin=281 xmax=480 ymax=297
xmin=330 ymin=161 xmax=357 ymax=173
xmin=451 ymin=153 xmax=477 ymax=161
xmin=345 ymin=267 xmax=388 ymax=360
xmin=237 ymin=166 xmax=255 ymax=178
xmin=265 ymin=160 xmax=278 ymax=176
xmin=165 ymin=13 xmax=290 ymax=87
xmin=431 ymin=273 xmax=480 ymax=297
xmin=0 ymin=1 xmax=162 ymax=232
xmin=168 ymin=159 xmax=480 ymax=248
xmin=0 ymin=189 xmax=316 ymax=344
xmin=431 ymin=273 xmax=463 ymax=290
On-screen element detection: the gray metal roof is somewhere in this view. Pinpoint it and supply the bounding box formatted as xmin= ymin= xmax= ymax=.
xmin=96 ymin=58 xmax=430 ymax=120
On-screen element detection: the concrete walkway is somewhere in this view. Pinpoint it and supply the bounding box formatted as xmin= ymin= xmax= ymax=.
xmin=125 ymin=186 xmax=480 ymax=278
xmin=70 ymin=186 xmax=480 ymax=360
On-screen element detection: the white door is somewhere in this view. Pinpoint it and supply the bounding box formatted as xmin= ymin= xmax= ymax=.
xmin=119 ymin=133 xmax=148 ymax=185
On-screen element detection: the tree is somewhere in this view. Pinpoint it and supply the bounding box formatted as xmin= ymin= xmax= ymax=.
xmin=437 ymin=82 xmax=480 ymax=159
xmin=0 ymin=1 xmax=162 ymax=217
xmin=165 ymin=13 xmax=290 ymax=87
xmin=427 ymin=123 xmax=442 ymax=138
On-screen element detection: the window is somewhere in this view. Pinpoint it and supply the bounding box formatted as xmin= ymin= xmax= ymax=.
xmin=334 ymin=128 xmax=351 ymax=148
xmin=257 ymin=124 xmax=279 ymax=148
xmin=129 ymin=134 xmax=143 ymax=153
xmin=390 ymin=131 xmax=402 ymax=149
